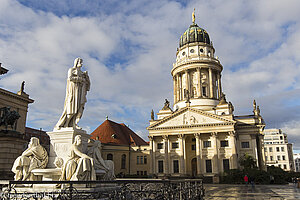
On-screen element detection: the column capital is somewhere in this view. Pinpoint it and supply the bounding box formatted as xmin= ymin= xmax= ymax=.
xmin=148 ymin=136 xmax=154 ymax=141
xmin=162 ymin=135 xmax=169 ymax=140
xmin=178 ymin=134 xmax=185 ymax=139
xmin=228 ymin=131 xmax=236 ymax=137
xmin=194 ymin=133 xmax=200 ymax=139
xmin=210 ymin=132 xmax=217 ymax=137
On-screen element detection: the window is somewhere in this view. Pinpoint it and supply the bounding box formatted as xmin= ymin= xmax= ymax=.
xmin=276 ymin=147 xmax=280 ymax=152
xmin=137 ymin=171 xmax=140 ymax=175
xmin=280 ymin=136 xmax=283 ymax=140
xmin=203 ymin=141 xmax=211 ymax=148
xmin=137 ymin=156 xmax=140 ymax=164
xmin=157 ymin=143 xmax=163 ymax=149
xmin=264 ymin=147 xmax=267 ymax=152
xmin=107 ymin=154 xmax=113 ymax=160
xmin=172 ymin=142 xmax=179 ymax=149
xmin=158 ymin=160 xmax=164 ymax=173
xmin=223 ymin=159 xmax=230 ymax=171
xmin=121 ymin=154 xmax=126 ymax=169
xmin=220 ymin=140 xmax=228 ymax=147
xmin=190 ymin=49 xmax=194 ymax=53
xmin=284 ymin=164 xmax=287 ymax=169
xmin=173 ymin=160 xmax=179 ymax=173
xmin=144 ymin=156 xmax=147 ymax=164
xmin=277 ymin=156 xmax=280 ymax=160
xmin=278 ymin=164 xmax=281 ymax=168
xmin=144 ymin=171 xmax=147 ymax=175
xmin=265 ymin=156 xmax=268 ymax=161
xmin=140 ymin=156 xmax=143 ymax=164
xmin=202 ymin=87 xmax=207 ymax=97
xmin=282 ymin=155 xmax=285 ymax=160
xmin=241 ymin=142 xmax=249 ymax=148
xmin=206 ymin=160 xmax=212 ymax=173
xmin=270 ymin=156 xmax=273 ymax=161
xmin=192 ymin=144 xmax=196 ymax=150
xmin=281 ymin=147 xmax=285 ymax=152
xmin=269 ymin=147 xmax=273 ymax=152
xmin=200 ymin=48 xmax=204 ymax=53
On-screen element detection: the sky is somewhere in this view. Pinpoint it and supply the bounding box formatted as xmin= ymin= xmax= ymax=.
xmin=1 ymin=0 xmax=300 ymax=151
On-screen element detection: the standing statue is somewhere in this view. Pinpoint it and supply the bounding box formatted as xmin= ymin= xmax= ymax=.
xmin=54 ymin=58 xmax=90 ymax=130
xmin=87 ymin=140 xmax=115 ymax=180
xmin=60 ymin=135 xmax=95 ymax=181
xmin=12 ymin=137 xmax=48 ymax=181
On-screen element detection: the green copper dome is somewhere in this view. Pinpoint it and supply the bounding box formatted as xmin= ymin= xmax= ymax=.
xmin=179 ymin=24 xmax=210 ymax=48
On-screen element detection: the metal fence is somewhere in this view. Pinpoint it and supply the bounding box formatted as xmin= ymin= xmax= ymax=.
xmin=0 ymin=179 xmax=204 ymax=200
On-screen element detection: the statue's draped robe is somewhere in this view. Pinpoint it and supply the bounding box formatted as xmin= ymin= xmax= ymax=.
xmin=12 ymin=140 xmax=48 ymax=181
xmin=56 ymin=67 xmax=90 ymax=128
xmin=88 ymin=142 xmax=115 ymax=180
xmin=61 ymin=145 xmax=96 ymax=181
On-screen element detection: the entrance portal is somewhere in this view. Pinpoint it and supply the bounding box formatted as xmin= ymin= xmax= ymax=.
xmin=191 ymin=158 xmax=197 ymax=177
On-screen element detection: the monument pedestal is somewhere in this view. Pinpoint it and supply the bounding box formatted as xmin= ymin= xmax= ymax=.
xmin=47 ymin=128 xmax=91 ymax=168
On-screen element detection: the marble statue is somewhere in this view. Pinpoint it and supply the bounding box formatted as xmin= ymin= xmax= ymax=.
xmin=12 ymin=137 xmax=48 ymax=181
xmin=55 ymin=58 xmax=90 ymax=130
xmin=60 ymin=135 xmax=95 ymax=181
xmin=87 ymin=140 xmax=115 ymax=180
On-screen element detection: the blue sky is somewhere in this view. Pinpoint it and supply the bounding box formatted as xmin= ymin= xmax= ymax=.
xmin=1 ymin=0 xmax=300 ymax=151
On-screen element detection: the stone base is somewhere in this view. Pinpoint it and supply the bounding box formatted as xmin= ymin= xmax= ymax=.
xmin=47 ymin=128 xmax=91 ymax=168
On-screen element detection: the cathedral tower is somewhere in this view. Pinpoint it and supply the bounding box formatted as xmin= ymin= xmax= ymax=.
xmin=172 ymin=12 xmax=223 ymax=110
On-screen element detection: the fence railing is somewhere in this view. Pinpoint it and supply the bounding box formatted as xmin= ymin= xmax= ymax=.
xmin=0 ymin=179 xmax=204 ymax=200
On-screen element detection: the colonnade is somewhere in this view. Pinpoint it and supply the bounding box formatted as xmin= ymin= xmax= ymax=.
xmin=149 ymin=132 xmax=238 ymax=176
xmin=173 ymin=67 xmax=222 ymax=104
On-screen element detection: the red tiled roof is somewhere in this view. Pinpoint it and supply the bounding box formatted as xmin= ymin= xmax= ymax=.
xmin=90 ymin=120 xmax=148 ymax=146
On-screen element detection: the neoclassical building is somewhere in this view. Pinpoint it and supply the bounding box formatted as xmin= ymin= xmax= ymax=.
xmin=147 ymin=15 xmax=266 ymax=182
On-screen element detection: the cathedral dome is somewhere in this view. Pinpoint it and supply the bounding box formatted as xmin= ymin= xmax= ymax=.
xmin=179 ymin=24 xmax=210 ymax=48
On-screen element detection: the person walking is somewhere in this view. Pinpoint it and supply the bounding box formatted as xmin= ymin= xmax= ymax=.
xmin=244 ymin=175 xmax=249 ymax=185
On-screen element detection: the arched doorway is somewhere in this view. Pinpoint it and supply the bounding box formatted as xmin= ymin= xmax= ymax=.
xmin=191 ymin=158 xmax=197 ymax=177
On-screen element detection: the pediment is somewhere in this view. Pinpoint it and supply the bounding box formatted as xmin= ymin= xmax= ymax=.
xmin=148 ymin=107 xmax=235 ymax=130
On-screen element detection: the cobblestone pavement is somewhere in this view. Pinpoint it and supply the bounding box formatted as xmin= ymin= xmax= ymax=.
xmin=204 ymin=184 xmax=300 ymax=200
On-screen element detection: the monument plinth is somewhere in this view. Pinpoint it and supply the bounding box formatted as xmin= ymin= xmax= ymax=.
xmin=47 ymin=128 xmax=90 ymax=169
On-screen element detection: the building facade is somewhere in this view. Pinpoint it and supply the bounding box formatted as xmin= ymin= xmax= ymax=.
xmin=90 ymin=119 xmax=150 ymax=177
xmin=147 ymin=15 xmax=266 ymax=182
xmin=263 ymin=129 xmax=294 ymax=171
xmin=0 ymin=63 xmax=34 ymax=179
xmin=294 ymin=153 xmax=300 ymax=172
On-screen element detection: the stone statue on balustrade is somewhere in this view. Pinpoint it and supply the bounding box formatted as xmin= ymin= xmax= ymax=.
xmin=59 ymin=135 xmax=96 ymax=181
xmin=87 ymin=140 xmax=115 ymax=180
xmin=54 ymin=58 xmax=90 ymax=130
xmin=12 ymin=137 xmax=48 ymax=181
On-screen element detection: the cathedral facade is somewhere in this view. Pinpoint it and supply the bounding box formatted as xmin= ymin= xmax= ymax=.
xmin=147 ymin=16 xmax=266 ymax=182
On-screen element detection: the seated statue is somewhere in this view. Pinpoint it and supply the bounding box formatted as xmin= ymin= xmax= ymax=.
xmin=60 ymin=135 xmax=96 ymax=181
xmin=87 ymin=140 xmax=115 ymax=180
xmin=12 ymin=137 xmax=48 ymax=181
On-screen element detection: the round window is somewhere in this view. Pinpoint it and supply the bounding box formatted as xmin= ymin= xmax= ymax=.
xmin=190 ymin=49 xmax=194 ymax=53
xmin=182 ymin=52 xmax=186 ymax=56
xmin=200 ymin=49 xmax=204 ymax=53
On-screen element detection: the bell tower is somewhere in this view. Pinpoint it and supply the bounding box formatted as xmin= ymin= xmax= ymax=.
xmin=172 ymin=11 xmax=223 ymax=110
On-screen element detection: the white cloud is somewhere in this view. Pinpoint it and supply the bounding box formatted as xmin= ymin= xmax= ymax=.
xmin=1 ymin=0 xmax=300 ymax=149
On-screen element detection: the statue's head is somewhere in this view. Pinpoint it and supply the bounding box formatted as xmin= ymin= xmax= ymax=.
xmin=73 ymin=57 xmax=83 ymax=68
xmin=74 ymin=135 xmax=82 ymax=146
xmin=29 ymin=137 xmax=40 ymax=148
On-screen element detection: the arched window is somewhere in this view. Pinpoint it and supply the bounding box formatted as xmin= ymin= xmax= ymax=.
xmin=107 ymin=153 xmax=113 ymax=160
xmin=121 ymin=154 xmax=126 ymax=169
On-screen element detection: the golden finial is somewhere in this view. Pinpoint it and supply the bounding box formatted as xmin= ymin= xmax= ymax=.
xmin=192 ymin=8 xmax=195 ymax=24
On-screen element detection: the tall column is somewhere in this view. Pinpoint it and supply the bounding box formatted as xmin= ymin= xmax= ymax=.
xmin=149 ymin=136 xmax=155 ymax=174
xmin=162 ymin=135 xmax=169 ymax=174
xmin=176 ymin=74 xmax=180 ymax=102
xmin=229 ymin=132 xmax=238 ymax=169
xmin=179 ymin=73 xmax=182 ymax=101
xmin=185 ymin=70 xmax=190 ymax=98
xmin=197 ymin=68 xmax=202 ymax=98
xmin=209 ymin=68 xmax=213 ymax=98
xmin=211 ymin=132 xmax=219 ymax=173
xmin=178 ymin=134 xmax=186 ymax=175
xmin=173 ymin=76 xmax=177 ymax=104
xmin=217 ymin=73 xmax=221 ymax=99
xmin=194 ymin=133 xmax=202 ymax=175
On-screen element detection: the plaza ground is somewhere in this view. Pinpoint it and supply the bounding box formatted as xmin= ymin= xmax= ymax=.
xmin=205 ymin=184 xmax=300 ymax=199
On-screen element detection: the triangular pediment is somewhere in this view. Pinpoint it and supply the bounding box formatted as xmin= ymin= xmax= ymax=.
xmin=148 ymin=107 xmax=235 ymax=130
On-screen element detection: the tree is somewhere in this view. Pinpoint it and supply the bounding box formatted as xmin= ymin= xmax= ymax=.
xmin=239 ymin=153 xmax=256 ymax=170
